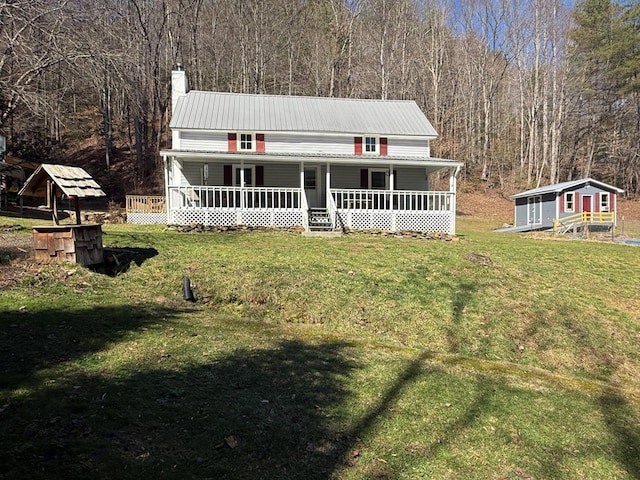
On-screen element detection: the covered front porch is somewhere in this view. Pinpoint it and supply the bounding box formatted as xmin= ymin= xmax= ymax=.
xmin=151 ymin=152 xmax=461 ymax=233
xmin=162 ymin=185 xmax=456 ymax=233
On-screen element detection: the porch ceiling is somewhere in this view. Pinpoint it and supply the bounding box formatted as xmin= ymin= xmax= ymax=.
xmin=159 ymin=149 xmax=463 ymax=169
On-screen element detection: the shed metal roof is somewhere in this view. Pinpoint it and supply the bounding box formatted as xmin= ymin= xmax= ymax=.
xmin=18 ymin=164 xmax=106 ymax=198
xmin=170 ymin=91 xmax=438 ymax=137
xmin=510 ymin=178 xmax=624 ymax=199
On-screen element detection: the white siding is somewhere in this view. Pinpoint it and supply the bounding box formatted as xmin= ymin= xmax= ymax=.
xmin=180 ymin=131 xmax=228 ymax=151
xmin=263 ymin=164 xmax=299 ymax=187
xmin=175 ymin=130 xmax=431 ymax=157
xmin=330 ymin=165 xmax=428 ymax=190
xmin=181 ymin=161 xmax=203 ymax=185
xmin=265 ymin=133 xmax=354 ymax=155
xmin=388 ymin=138 xmax=430 ymax=157
xmin=395 ymin=167 xmax=428 ymax=190
xmin=331 ymin=166 xmax=363 ymax=189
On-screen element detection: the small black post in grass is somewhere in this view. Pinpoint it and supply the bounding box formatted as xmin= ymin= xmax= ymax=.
xmin=183 ymin=276 xmax=196 ymax=302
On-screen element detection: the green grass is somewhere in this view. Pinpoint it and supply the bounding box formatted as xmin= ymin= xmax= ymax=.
xmin=1 ymin=215 xmax=639 ymax=479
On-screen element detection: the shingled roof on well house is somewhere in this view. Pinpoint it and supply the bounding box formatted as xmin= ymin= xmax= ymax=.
xmin=170 ymin=91 xmax=438 ymax=137
xmin=18 ymin=164 xmax=106 ymax=198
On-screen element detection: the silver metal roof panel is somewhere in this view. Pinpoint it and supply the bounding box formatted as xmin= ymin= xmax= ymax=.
xmin=170 ymin=91 xmax=438 ymax=137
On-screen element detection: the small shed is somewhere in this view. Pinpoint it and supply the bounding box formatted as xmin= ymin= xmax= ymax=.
xmin=18 ymin=164 xmax=107 ymax=265
xmin=508 ymin=178 xmax=624 ymax=232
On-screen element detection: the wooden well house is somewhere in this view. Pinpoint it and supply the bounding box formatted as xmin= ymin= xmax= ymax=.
xmin=18 ymin=164 xmax=106 ymax=265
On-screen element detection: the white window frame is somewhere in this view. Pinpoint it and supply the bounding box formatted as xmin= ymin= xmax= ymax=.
xmin=233 ymin=165 xmax=255 ymax=187
xmin=600 ymin=192 xmax=610 ymax=212
xmin=564 ymin=192 xmax=575 ymax=212
xmin=238 ymin=132 xmax=255 ymax=152
xmin=364 ymin=136 xmax=379 ymax=155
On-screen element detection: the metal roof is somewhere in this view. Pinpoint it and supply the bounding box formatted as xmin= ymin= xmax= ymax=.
xmin=170 ymin=91 xmax=438 ymax=137
xmin=510 ymin=178 xmax=624 ymax=199
xmin=18 ymin=164 xmax=106 ymax=198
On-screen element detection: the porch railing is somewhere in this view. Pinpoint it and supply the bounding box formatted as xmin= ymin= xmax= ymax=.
xmin=126 ymin=195 xmax=166 ymax=213
xmin=169 ymin=186 xmax=301 ymax=210
xmin=331 ymin=189 xmax=454 ymax=212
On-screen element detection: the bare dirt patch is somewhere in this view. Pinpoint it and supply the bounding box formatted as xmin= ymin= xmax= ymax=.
xmin=0 ymin=230 xmax=35 ymax=289
xmin=456 ymin=191 xmax=513 ymax=223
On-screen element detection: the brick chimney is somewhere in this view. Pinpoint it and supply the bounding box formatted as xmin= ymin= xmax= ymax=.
xmin=171 ymin=64 xmax=188 ymax=114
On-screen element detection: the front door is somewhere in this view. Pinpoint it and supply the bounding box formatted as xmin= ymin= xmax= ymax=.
xmin=304 ymin=167 xmax=322 ymax=208
xmin=582 ymin=195 xmax=592 ymax=213
xmin=527 ymin=196 xmax=541 ymax=225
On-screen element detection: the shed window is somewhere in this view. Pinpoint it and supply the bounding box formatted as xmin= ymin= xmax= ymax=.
xmin=564 ymin=192 xmax=575 ymax=212
xmin=600 ymin=192 xmax=610 ymax=212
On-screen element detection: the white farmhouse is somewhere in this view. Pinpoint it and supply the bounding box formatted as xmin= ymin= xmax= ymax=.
xmin=152 ymin=66 xmax=462 ymax=234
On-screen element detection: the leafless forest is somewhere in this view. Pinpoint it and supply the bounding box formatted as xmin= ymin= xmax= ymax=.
xmin=1 ymin=0 xmax=639 ymax=197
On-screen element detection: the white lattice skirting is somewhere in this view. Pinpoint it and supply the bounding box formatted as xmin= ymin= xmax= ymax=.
xmin=336 ymin=210 xmax=455 ymax=234
xmin=170 ymin=209 xmax=303 ymax=227
xmin=127 ymin=212 xmax=168 ymax=224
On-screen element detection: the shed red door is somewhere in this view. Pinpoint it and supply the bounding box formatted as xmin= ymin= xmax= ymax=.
xmin=582 ymin=195 xmax=592 ymax=212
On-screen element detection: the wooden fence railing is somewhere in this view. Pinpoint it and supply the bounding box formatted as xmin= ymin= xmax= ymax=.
xmin=126 ymin=195 xmax=166 ymax=213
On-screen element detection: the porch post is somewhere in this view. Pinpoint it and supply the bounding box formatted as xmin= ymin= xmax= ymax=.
xmin=326 ymin=163 xmax=331 ymax=207
xmin=300 ymin=162 xmax=305 ymax=212
xmin=239 ymin=160 xmax=245 ymax=224
xmin=163 ymin=155 xmax=170 ymax=223
xmin=450 ymin=166 xmax=461 ymax=234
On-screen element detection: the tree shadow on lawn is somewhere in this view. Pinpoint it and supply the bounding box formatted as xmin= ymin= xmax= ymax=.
xmin=0 ymin=304 xmax=184 ymax=391
xmin=0 ymin=339 xmax=359 ymax=480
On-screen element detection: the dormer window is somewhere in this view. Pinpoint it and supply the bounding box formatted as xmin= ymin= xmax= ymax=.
xmin=239 ymin=133 xmax=254 ymax=151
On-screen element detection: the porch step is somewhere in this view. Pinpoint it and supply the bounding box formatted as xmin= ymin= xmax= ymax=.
xmin=308 ymin=208 xmax=334 ymax=232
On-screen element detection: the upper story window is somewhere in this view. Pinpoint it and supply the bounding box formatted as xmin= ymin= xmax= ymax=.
xmin=564 ymin=192 xmax=575 ymax=212
xmin=365 ymin=136 xmax=378 ymax=154
xmin=600 ymin=192 xmax=610 ymax=211
xmin=355 ymin=136 xmax=388 ymax=156
xmin=239 ymin=133 xmax=254 ymax=151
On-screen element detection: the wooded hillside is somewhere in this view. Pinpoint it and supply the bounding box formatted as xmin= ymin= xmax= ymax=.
xmin=1 ymin=0 xmax=639 ymax=200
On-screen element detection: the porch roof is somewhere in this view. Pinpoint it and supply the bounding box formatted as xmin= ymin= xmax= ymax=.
xmin=159 ymin=149 xmax=463 ymax=169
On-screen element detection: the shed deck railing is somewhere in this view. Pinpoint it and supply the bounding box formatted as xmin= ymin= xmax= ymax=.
xmin=553 ymin=211 xmax=615 ymax=232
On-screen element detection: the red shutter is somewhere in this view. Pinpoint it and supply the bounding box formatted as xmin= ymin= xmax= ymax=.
xmin=380 ymin=137 xmax=388 ymax=156
xmin=256 ymin=166 xmax=264 ymax=186
xmin=223 ymin=165 xmax=232 ymax=186
xmin=354 ymin=136 xmax=363 ymax=155
xmin=228 ymin=133 xmax=237 ymax=152
xmin=360 ymin=169 xmax=368 ymax=189
xmin=256 ymin=133 xmax=265 ymax=153
xmin=559 ymin=193 xmax=564 ymax=213
xmin=574 ymin=192 xmax=580 ymax=211
xmin=594 ymin=192 xmax=600 ymax=212
xmin=611 ymin=193 xmax=616 ymax=211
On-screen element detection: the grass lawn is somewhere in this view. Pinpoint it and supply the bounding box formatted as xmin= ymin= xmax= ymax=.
xmin=1 ymin=214 xmax=639 ymax=479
